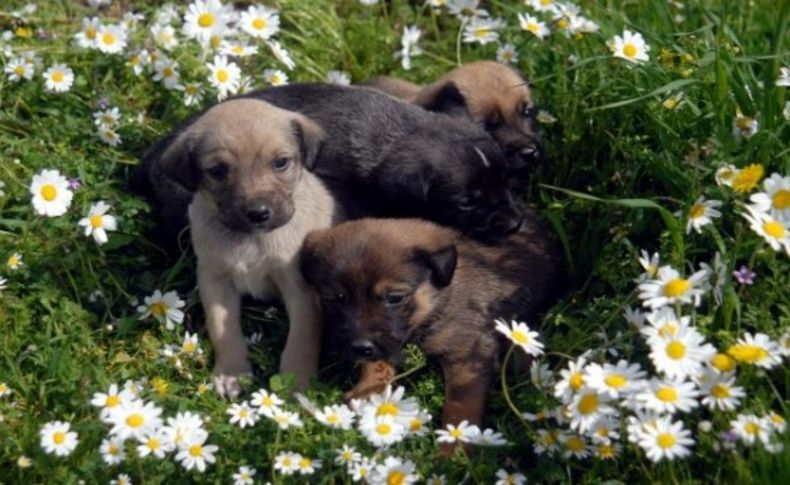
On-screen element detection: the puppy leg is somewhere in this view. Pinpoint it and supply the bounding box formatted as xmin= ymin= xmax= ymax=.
xmin=343 ymin=360 xmax=397 ymax=401
xmin=199 ymin=268 xmax=251 ymax=399
xmin=439 ymin=359 xmax=494 ymax=455
xmin=279 ymin=278 xmax=323 ymax=391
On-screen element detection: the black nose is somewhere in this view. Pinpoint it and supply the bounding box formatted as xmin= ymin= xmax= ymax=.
xmin=351 ymin=339 xmax=377 ymax=359
xmin=245 ymin=205 xmax=271 ymax=224
xmin=520 ymin=145 xmax=539 ymax=160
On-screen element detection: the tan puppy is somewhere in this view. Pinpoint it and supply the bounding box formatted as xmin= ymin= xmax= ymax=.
xmin=155 ymin=98 xmax=342 ymax=396
xmin=367 ymin=61 xmax=542 ymax=177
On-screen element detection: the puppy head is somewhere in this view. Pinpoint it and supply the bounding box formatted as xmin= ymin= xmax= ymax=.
xmin=158 ymin=99 xmax=324 ymax=233
xmin=415 ymin=61 xmax=542 ymax=177
xmin=301 ymin=219 xmax=457 ymax=363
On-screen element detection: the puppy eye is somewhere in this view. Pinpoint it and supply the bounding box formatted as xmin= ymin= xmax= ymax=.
xmin=458 ymin=191 xmax=482 ymax=211
xmin=272 ymin=157 xmax=291 ymax=171
xmin=383 ymin=293 xmax=407 ymax=306
xmin=322 ymin=291 xmax=345 ymax=303
xmin=520 ymin=105 xmax=537 ymax=119
xmin=206 ymin=164 xmax=228 ymax=180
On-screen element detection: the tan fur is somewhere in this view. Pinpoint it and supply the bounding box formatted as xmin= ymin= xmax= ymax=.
xmin=364 ymin=76 xmax=422 ymax=102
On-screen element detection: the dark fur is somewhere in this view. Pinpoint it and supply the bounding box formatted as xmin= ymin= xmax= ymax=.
xmin=300 ymin=214 xmax=563 ymax=434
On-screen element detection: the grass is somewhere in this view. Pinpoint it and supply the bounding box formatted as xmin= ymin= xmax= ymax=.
xmin=0 ymin=0 xmax=789 ymax=483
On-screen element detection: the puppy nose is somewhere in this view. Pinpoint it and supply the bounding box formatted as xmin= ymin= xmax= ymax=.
xmin=245 ymin=205 xmax=271 ymax=224
xmin=351 ymin=339 xmax=377 ymax=359
xmin=520 ymin=145 xmax=539 ymax=159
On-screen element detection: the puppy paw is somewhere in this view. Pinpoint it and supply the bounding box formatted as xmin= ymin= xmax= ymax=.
xmin=343 ymin=360 xmax=397 ymax=401
xmin=212 ymin=370 xmax=252 ymax=400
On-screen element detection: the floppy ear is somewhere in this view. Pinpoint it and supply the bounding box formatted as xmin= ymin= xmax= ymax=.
xmin=374 ymin=161 xmax=433 ymax=204
xmin=299 ymin=230 xmax=327 ymax=287
xmin=414 ymin=81 xmax=467 ymax=115
xmin=414 ymin=244 xmax=458 ymax=288
xmin=155 ymin=130 xmax=200 ymax=193
xmin=291 ymin=116 xmax=325 ymax=170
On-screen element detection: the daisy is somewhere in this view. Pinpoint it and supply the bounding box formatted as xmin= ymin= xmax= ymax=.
xmin=137 ymin=289 xmax=185 ymax=330
xmin=436 ymin=420 xmax=481 ymax=444
xmin=447 ymin=0 xmax=487 ymax=19
xmin=350 ymin=457 xmax=377 ymax=482
xmin=227 ymin=401 xmax=259 ymax=428
xmin=536 ymin=110 xmax=558 ymax=124
xmin=335 ymin=444 xmax=361 ymax=466
xmin=595 ymin=442 xmax=621 ymax=460
xmin=699 ymin=371 xmax=744 ymax=411
xmin=137 ymin=428 xmax=175 ymax=458
xmin=568 ymin=388 xmax=617 ymax=433
xmin=637 ymin=416 xmax=693 ymax=462
xmin=233 ymin=466 xmax=256 ymax=485
xmin=475 ymin=427 xmax=508 ymax=446
xmin=273 ymin=451 xmax=302 ymax=475
xmin=359 ymin=414 xmax=406 ymax=447
xmin=637 ymin=249 xmax=660 ymax=281
xmin=315 ymin=404 xmax=355 ymax=430
xmin=726 ymin=332 xmax=782 ymax=369
xmin=534 ymin=428 xmax=562 ymax=455
xmin=427 ymin=474 xmax=447 ymax=485
xmin=741 ymin=205 xmax=790 ymax=255
xmin=730 ymin=414 xmax=772 ymax=446
xmin=610 ymin=30 xmax=650 ymax=64
xmin=109 ymin=474 xmax=132 ymax=485
xmin=127 ymin=49 xmax=151 ymax=76
xmin=150 ymin=23 xmax=179 ymax=51
xmin=496 ymin=43 xmax=519 ymax=64
xmin=266 ymin=40 xmax=296 ymax=70
xmin=716 ymin=164 xmax=739 ymax=187
xmin=641 ymin=307 xmax=689 ymax=341
xmin=733 ymin=111 xmax=759 ymax=139
xmin=95 ymin=25 xmax=128 ymax=54
xmin=750 ymin=173 xmax=790 ymax=221
xmin=30 ymin=169 xmax=73 ymax=216
xmin=297 ymin=456 xmax=322 ymax=475
xmin=98 ymin=125 xmax=122 ymax=146
xmin=0 ymin=382 xmax=11 ymax=397
xmin=6 ymin=252 xmax=22 ymax=270
xmin=636 ymin=378 xmax=700 ymax=414
xmin=778 ymin=331 xmax=790 ymax=357
xmin=182 ymin=0 xmax=234 ymax=45
xmin=494 ymin=468 xmax=526 ymax=485
xmin=206 ymin=55 xmax=240 ymax=99
xmin=526 ymin=0 xmax=559 ymax=13
xmin=638 ymin=265 xmax=709 ymax=309
xmin=180 ymin=331 xmax=202 ymax=356
xmin=327 ymin=70 xmax=351 ymax=85
xmin=74 ymin=17 xmax=101 ymax=48
xmin=220 ymin=41 xmax=258 ymax=58
xmin=179 ymin=82 xmax=204 ymax=107
xmin=494 ymin=319 xmax=544 ymax=355
xmin=90 ymin=383 xmax=135 ymax=422
xmin=554 ymin=355 xmax=588 ymax=401
xmin=731 ymin=163 xmax=764 ymax=193
xmin=371 ymin=457 xmax=419 ymax=485
xmin=93 ymin=107 xmax=121 ymax=128
xmin=518 ymin=13 xmax=550 ymax=39
xmin=685 ymin=196 xmax=722 ymax=234
xmin=162 ymin=411 xmax=205 ymax=449
xmin=584 ymin=360 xmax=647 ymax=399
xmin=108 ymin=399 xmax=164 ymax=440
xmin=239 ymin=5 xmax=279 ymax=40
xmin=463 ymin=17 xmax=505 ymax=45
xmin=78 ymin=201 xmax=118 ymax=245
xmin=250 ymin=388 xmax=283 ymax=417
xmin=588 ymin=416 xmax=620 ymax=444
xmin=263 ymin=68 xmax=288 ymax=86
xmin=777 ymin=66 xmax=790 ymax=87
xmin=40 ymin=421 xmax=79 ymax=457
xmin=100 ymin=436 xmax=126 ymax=465
xmin=530 ymin=361 xmax=555 ymax=389
xmin=175 ymin=431 xmax=218 ymax=472
xmin=567 ymin=15 xmax=600 ymax=36
xmin=269 ymin=409 xmax=303 ymax=430
xmin=405 ymin=409 xmax=432 ymax=437
xmin=5 ymin=57 xmax=34 ymax=81
xmin=396 ymin=25 xmax=423 ymax=70
xmin=766 ymin=412 xmax=786 ymax=433
xmin=152 ymin=58 xmax=181 ymax=89
xmin=647 ymin=325 xmax=716 ymax=380
xmin=709 ymin=352 xmax=738 ymax=373
xmin=561 ymin=433 xmax=592 ymax=459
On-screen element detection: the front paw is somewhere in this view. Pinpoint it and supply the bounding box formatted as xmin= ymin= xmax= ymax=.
xmin=212 ymin=365 xmax=252 ymax=400
xmin=343 ymin=360 xmax=396 ymax=401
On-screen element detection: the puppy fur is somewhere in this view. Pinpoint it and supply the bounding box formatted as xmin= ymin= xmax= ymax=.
xmin=300 ymin=214 xmax=562 ymax=435
xmin=366 ymin=61 xmax=542 ymax=178
xmin=153 ymin=98 xmax=343 ymax=396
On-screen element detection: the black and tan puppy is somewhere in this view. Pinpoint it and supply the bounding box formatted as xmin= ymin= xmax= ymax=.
xmin=367 ymin=61 xmax=543 ymax=178
xmin=300 ymin=215 xmax=562 ymax=434
xmin=151 ymin=98 xmax=342 ymax=396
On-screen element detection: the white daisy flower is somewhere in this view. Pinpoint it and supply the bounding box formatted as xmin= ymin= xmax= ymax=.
xmin=90 ymin=383 xmax=135 ymax=422
xmin=766 ymin=412 xmax=786 ymax=433
xmin=730 ymin=414 xmax=772 ymax=446
xmin=250 ymin=388 xmax=284 ymax=418
xmin=137 ymin=428 xmax=175 ymax=459
xmin=588 ymin=416 xmax=620 ymax=444
xmin=496 ymin=43 xmax=519 ymax=64
xmin=315 ymin=403 xmax=356 ymax=430
xmin=554 ymin=355 xmax=588 ymax=402
xmin=370 ymin=456 xmax=419 ymax=485
xmin=93 ymin=107 xmax=121 ymax=128
xmin=232 ymin=465 xmax=256 ymax=485
xmin=726 ymin=332 xmax=782 ymax=369
xmin=6 ymin=252 xmax=22 ymax=270
xmin=778 ymin=330 xmax=790 ymax=358
xmin=610 ymin=30 xmax=650 ymax=64
xmin=127 ymin=49 xmax=151 ymax=76
xmin=109 ymin=473 xmax=132 ymax=485
xmin=74 ymin=17 xmax=101 ymax=48
xmin=266 ymin=40 xmax=296 ymax=70
xmin=636 ymin=378 xmax=700 ymax=414
xmin=137 ymin=289 xmax=185 ymax=330
xmin=335 ymin=444 xmax=361 ymax=465
xmin=206 ymin=55 xmax=240 ymax=99
xmin=518 ymin=13 xmax=550 ymax=39
xmin=777 ymin=66 xmax=790 ymax=87
xmin=534 ymin=428 xmax=562 ymax=455
xmin=220 ymin=41 xmax=258 ymax=58
xmin=436 ymin=420 xmax=481 ymax=444
xmin=530 ymin=361 xmax=555 ymax=390
xmin=623 ymin=305 xmax=646 ymax=330
xmin=95 ymin=25 xmax=128 ymax=54
xmin=263 ymin=68 xmax=288 ymax=86
xmin=42 ymin=63 xmax=75 ymax=93
xmin=733 ymin=110 xmax=759 ymax=139
xmin=405 ymin=409 xmax=432 ymax=437
xmin=227 ymin=401 xmax=258 ymax=428
xmin=638 ymin=265 xmax=709 ymax=309
xmin=595 ymin=441 xmax=621 ymax=460
xmin=359 ymin=385 xmax=420 ymax=424
xmin=122 ymin=11 xmax=145 ymax=31
xmin=175 ymin=431 xmax=218 ymax=472
xmin=179 ymin=331 xmax=202 ymax=356
xmin=715 ymin=164 xmax=739 ymax=187
xmin=98 ymin=125 xmax=122 ymax=146
xmin=107 ymin=399 xmax=164 ymax=440
xmin=78 ymin=201 xmax=118 ymax=245
xmin=526 ymin=0 xmax=559 ymax=13
xmin=100 ymin=436 xmax=126 ymax=465
xmin=273 ymin=451 xmax=302 ymax=475
xmin=327 ymin=70 xmax=351 ymax=85
xmin=699 ymin=370 xmax=744 ymax=411
xmin=151 ymin=23 xmax=179 ymax=51
xmin=494 ymin=318 xmax=544 ymax=355
xmin=152 ymin=56 xmax=181 ymax=89
xmin=463 ymin=17 xmax=505 ymax=45
xmin=30 ymin=169 xmax=73 ymax=216
xmin=447 ymin=0 xmax=488 ymax=19
xmin=584 ymin=360 xmax=647 ymax=399
xmin=741 ymin=204 xmax=790 ymax=255
xmin=297 ymin=456 xmax=322 ymax=475
xmin=269 ymin=409 xmax=303 ymax=430
xmin=182 ymin=0 xmax=234 ymax=45
xmin=397 ymin=25 xmax=423 ymax=70
xmin=474 ymin=427 xmax=508 ymax=446
xmin=685 ymin=196 xmax=722 ymax=234
xmin=350 ymin=457 xmax=377 ymax=482
xmin=569 ymin=388 xmax=617 ymax=433
xmin=39 ymin=421 xmax=79 ymax=456
xmin=0 ymin=382 xmax=11 ymax=398
xmin=637 ymin=249 xmax=660 ymax=281
xmin=561 ymin=432 xmax=592 ymax=459
xmin=239 ymin=5 xmax=280 ymax=39
xmin=637 ymin=415 xmax=694 ymax=462
xmin=641 ymin=307 xmax=690 ymax=341
xmin=178 ymin=82 xmax=204 ymax=107
xmin=360 ymin=414 xmax=407 ymax=447
xmin=162 ymin=411 xmax=205 ymax=449
xmin=494 ymin=468 xmax=526 ymax=485
xmin=5 ymin=57 xmax=34 ymax=81
xmin=647 ymin=325 xmax=716 ymax=380
xmin=749 ymin=173 xmax=790 ymax=222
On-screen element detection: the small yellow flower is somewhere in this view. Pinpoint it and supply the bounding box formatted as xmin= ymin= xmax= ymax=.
xmin=151 ymin=377 xmax=169 ymax=396
xmin=732 ymin=164 xmax=764 ymax=193
xmin=15 ymin=26 xmax=33 ymax=38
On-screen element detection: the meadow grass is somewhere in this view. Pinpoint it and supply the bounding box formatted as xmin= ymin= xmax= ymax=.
xmin=0 ymin=0 xmax=789 ymax=483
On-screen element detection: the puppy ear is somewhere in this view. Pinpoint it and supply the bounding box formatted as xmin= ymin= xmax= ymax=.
xmin=415 ymin=81 xmax=467 ymax=115
xmin=299 ymin=230 xmax=326 ymax=286
xmin=155 ymin=131 xmax=200 ymax=193
xmin=414 ymin=244 xmax=458 ymax=288
xmin=291 ymin=116 xmax=325 ymax=170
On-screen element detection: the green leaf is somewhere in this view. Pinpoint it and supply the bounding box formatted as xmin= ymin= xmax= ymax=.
xmin=585 ymin=79 xmax=699 ymax=112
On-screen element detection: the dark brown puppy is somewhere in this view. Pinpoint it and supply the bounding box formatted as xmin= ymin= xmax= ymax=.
xmin=300 ymin=216 xmax=562 ymax=435
xmin=367 ymin=61 xmax=542 ymax=178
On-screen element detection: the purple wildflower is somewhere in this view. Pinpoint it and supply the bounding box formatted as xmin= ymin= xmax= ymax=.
xmin=732 ymin=265 xmax=756 ymax=285
xmin=67 ymin=178 xmax=81 ymax=191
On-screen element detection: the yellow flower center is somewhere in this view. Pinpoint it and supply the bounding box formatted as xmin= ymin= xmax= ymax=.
xmin=566 ymin=436 xmax=585 ymax=452
xmin=663 ymin=278 xmax=690 ymax=297
xmin=162 ymin=67 xmax=174 ymax=78
xmin=326 ymin=414 xmax=338 ymax=424
xmin=473 ymin=28 xmax=489 ymax=38
xmin=41 ymin=184 xmax=58 ymax=201
xmin=376 ymin=402 xmax=399 ymax=417
xmin=666 ymin=340 xmax=686 ymax=360
xmin=126 ymin=414 xmax=144 ymax=428
xmin=8 ymin=256 xmax=19 ymax=266
xmin=86 ymin=27 xmax=97 ymax=39
xmin=197 ymin=13 xmax=215 ymax=28
xmin=189 ymin=444 xmax=203 ymax=457
xmin=557 ymin=18 xmax=569 ymax=29
xmin=541 ymin=0 xmax=553 ymax=5
xmin=689 ymin=204 xmax=706 ymax=219
xmin=527 ymin=23 xmax=540 ymax=34
xmin=185 ymin=85 xmax=199 ymax=95
xmin=102 ymin=32 xmax=116 ymax=45
xmin=577 ymin=393 xmax=599 ymax=415
xmin=388 ymin=471 xmax=405 ymax=485
xmin=657 ymin=433 xmax=676 ymax=449
xmin=511 ymin=330 xmax=530 ymax=345
xmin=239 ymin=409 xmax=249 ymax=418
xmin=744 ymin=422 xmax=759 ymax=435
xmin=732 ymin=164 xmax=764 ymax=193
xmin=656 ymin=387 xmax=678 ymax=402
xmin=53 ymin=432 xmax=66 ymax=444
xmin=736 ymin=116 xmax=753 ymax=130
xmin=299 ymin=457 xmax=312 ymax=468
xmin=569 ymin=372 xmax=584 ymax=391
xmin=282 ymin=457 xmax=292 ymax=467
xmin=216 ymin=69 xmax=229 ymax=83
xmin=409 ymin=418 xmax=423 ymax=431
xmin=210 ymin=35 xmax=222 ymax=48
xmin=252 ymin=18 xmax=267 ymax=30
xmin=14 ymin=65 xmax=25 ymax=76
xmin=147 ymin=437 xmax=160 ymax=450
xmin=770 ymin=414 xmax=785 ymax=425
xmin=772 ymin=189 xmax=790 ymax=210
xmin=659 ymin=323 xmax=678 ymax=338
xmin=711 ymin=353 xmax=736 ymax=372
xmin=232 ymin=46 xmax=244 ymax=55
xmin=182 ymin=341 xmax=197 ymax=353
xmin=105 ymin=395 xmax=121 ymax=407
xmin=151 ymin=301 xmax=168 ymax=317
xmin=262 ymin=396 xmax=274 ymax=407
xmin=663 ymin=97 xmax=679 ymax=110
xmin=763 ymin=221 xmax=786 ymax=239
xmin=623 ymin=43 xmax=638 ymax=58
xmin=376 ymin=423 xmax=392 ymax=435
xmin=109 ymin=443 xmax=119 ymax=454
xmin=604 ymin=374 xmax=628 ymax=388
xmin=727 ymin=343 xmax=768 ymax=363
xmin=342 ymin=451 xmax=353 ymax=460
xmin=711 ymin=384 xmax=730 ymax=398
xmin=450 ymin=428 xmax=463 ymax=438
xmin=90 ymin=214 xmax=103 ymax=228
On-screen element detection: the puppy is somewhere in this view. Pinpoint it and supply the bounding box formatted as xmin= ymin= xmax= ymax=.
xmin=300 ymin=215 xmax=562 ymax=435
xmin=366 ymin=61 xmax=542 ymax=178
xmin=149 ymin=98 xmax=342 ymax=396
